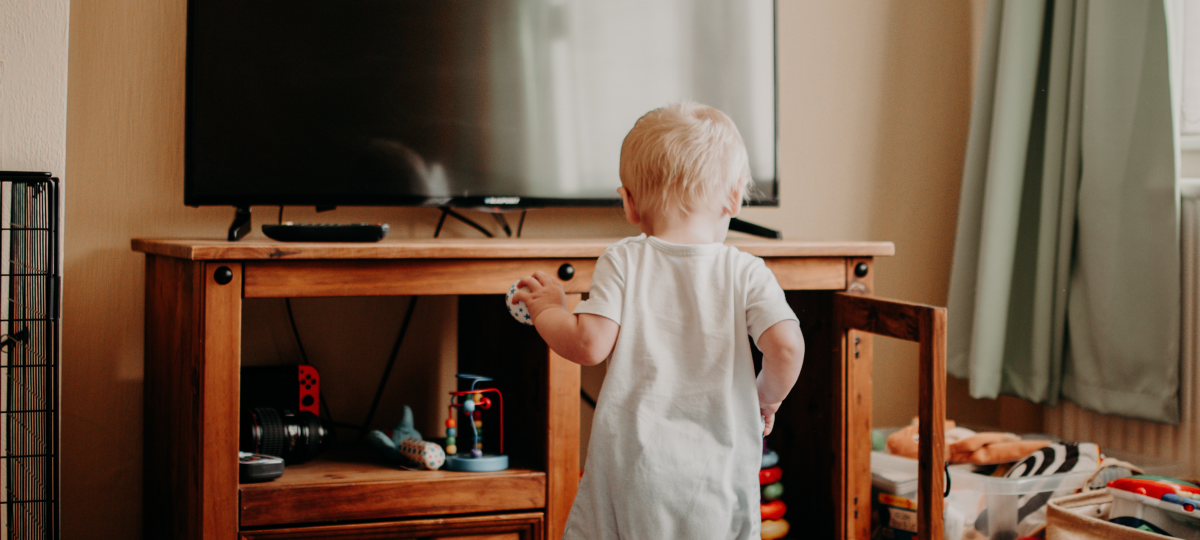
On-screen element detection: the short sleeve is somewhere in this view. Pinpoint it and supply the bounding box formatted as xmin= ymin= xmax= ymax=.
xmin=574 ymin=249 xmax=624 ymax=325
xmin=744 ymin=256 xmax=798 ymax=345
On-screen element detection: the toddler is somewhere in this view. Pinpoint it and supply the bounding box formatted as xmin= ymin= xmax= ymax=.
xmin=512 ymin=101 xmax=805 ymax=539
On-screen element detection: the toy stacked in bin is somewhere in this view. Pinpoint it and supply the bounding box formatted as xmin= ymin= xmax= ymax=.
xmin=761 ymin=444 xmax=789 ymax=540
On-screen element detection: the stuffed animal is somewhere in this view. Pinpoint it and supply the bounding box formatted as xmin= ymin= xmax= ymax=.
xmin=367 ymin=405 xmax=445 ymax=470
xmin=886 ymin=417 xmax=1050 ymax=465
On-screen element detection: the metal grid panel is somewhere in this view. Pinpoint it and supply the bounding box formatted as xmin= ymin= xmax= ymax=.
xmin=0 ymin=174 xmax=58 ymax=540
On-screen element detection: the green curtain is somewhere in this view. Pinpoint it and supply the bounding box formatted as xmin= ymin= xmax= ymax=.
xmin=947 ymin=0 xmax=1181 ymax=423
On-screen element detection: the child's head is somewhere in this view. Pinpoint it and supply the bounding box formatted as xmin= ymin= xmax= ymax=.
xmin=619 ymin=101 xmax=751 ymax=220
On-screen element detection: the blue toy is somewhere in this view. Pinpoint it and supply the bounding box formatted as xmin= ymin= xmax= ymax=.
xmin=367 ymin=405 xmax=445 ymax=470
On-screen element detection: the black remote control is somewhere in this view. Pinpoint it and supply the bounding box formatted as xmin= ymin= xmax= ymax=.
xmin=262 ymin=222 xmax=389 ymax=242
xmin=239 ymin=452 xmax=284 ymax=483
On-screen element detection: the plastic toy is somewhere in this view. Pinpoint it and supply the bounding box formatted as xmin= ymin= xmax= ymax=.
xmin=366 ymin=405 xmax=446 ymax=470
xmin=761 ymin=449 xmax=778 ymax=469
xmin=761 ymin=444 xmax=791 ymax=539
xmin=761 ymin=518 xmax=789 ymax=540
xmin=1108 ymin=476 xmax=1200 ymax=539
xmin=761 ymin=500 xmax=787 ymax=520
xmin=759 ymin=466 xmax=782 ymax=485
xmin=506 ymin=280 xmax=533 ymax=325
xmin=444 ymin=374 xmax=508 ymax=472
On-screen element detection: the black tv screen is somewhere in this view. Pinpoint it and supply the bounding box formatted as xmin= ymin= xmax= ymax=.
xmin=185 ymin=0 xmax=778 ymax=209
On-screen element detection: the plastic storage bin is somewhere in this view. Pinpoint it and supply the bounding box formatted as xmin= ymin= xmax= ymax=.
xmin=871 ymin=452 xmax=986 ymax=540
xmin=872 ymin=451 xmax=919 ymax=496
xmin=871 ymin=452 xmax=920 ymax=540
xmin=948 ymin=466 xmax=1093 ymax=539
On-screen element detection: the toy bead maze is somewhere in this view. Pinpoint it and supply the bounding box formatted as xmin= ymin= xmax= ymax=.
xmin=444 ymin=374 xmax=509 ymax=472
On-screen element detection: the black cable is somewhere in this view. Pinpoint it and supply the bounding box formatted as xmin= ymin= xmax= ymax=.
xmin=517 ymin=211 xmax=527 ymax=237
xmin=491 ymin=213 xmax=512 ymax=237
xmin=434 ymin=209 xmax=450 ymax=238
xmin=355 ymin=205 xmax=493 ymax=439
xmin=285 ymin=298 xmax=340 ymax=431
xmin=580 ymin=389 xmax=597 ymax=409
xmin=334 ymin=421 xmax=365 ymax=432
xmin=439 ymin=207 xmax=494 ymax=237
xmin=278 ymin=206 xmax=284 ymax=225
xmin=359 ymin=296 xmax=419 ymax=438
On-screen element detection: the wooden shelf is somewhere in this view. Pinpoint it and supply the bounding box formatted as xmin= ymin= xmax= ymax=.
xmin=239 ymin=446 xmax=546 ymax=528
xmin=131 ymin=237 xmax=897 ymax=261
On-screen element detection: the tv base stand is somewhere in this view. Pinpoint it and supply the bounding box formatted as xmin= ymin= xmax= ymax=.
xmin=228 ymin=206 xmax=252 ymax=241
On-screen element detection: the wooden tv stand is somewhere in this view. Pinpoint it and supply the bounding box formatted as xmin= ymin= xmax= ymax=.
xmin=133 ymin=237 xmax=948 ymax=540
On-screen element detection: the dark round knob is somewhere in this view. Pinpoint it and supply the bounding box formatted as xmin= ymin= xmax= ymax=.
xmin=214 ymin=266 xmax=234 ymax=285
xmin=854 ymin=262 xmax=869 ymax=278
xmin=558 ymin=263 xmax=575 ymax=281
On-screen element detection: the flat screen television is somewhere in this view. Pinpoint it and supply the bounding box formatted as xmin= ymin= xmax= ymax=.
xmin=185 ymin=0 xmax=778 ymax=210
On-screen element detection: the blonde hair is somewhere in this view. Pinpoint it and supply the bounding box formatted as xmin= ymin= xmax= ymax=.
xmin=619 ymin=101 xmax=751 ymax=218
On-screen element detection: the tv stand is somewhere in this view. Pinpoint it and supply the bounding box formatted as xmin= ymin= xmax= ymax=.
xmin=131 ymin=237 xmax=948 ymax=540
xmin=228 ymin=206 xmax=252 ymax=241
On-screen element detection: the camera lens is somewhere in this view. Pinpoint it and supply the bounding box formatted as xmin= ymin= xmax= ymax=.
xmin=241 ymin=407 xmax=328 ymax=464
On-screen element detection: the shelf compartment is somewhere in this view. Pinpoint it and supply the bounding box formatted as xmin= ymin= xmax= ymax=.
xmin=239 ymin=447 xmax=546 ymax=528
xmin=238 ymin=512 xmax=544 ymax=540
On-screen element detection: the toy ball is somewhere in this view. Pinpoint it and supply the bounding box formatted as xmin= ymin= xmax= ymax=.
xmin=462 ymin=399 xmax=475 ymax=413
xmin=506 ymin=279 xmax=533 ymax=325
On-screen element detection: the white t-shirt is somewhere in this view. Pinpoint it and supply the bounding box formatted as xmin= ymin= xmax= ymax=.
xmin=564 ymin=234 xmax=799 ymax=540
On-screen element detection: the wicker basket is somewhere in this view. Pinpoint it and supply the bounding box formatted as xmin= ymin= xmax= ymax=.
xmin=1046 ymin=490 xmax=1172 ymax=540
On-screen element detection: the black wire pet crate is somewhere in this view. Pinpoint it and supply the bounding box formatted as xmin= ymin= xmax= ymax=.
xmin=0 ymin=172 xmax=58 ymax=540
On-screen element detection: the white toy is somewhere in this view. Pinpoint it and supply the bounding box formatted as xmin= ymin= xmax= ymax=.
xmin=398 ymin=438 xmax=446 ymax=471
xmin=506 ymin=279 xmax=533 ymax=325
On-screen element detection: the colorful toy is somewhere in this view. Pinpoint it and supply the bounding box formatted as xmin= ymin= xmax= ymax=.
xmin=759 ymin=466 xmax=782 ymax=485
xmin=1108 ymin=476 xmax=1200 ymax=539
xmin=760 ymin=443 xmax=790 ymax=540
xmin=762 ymin=482 xmax=784 ymax=501
xmin=761 ymin=518 xmax=789 ymax=540
xmin=444 ymin=374 xmax=508 ymax=472
xmin=506 ymin=280 xmax=533 ymax=325
xmin=761 ymin=449 xmax=778 ymax=469
xmin=398 ymin=439 xmax=445 ymax=470
xmin=761 ymin=500 xmax=787 ymax=521
xmin=366 ymin=405 xmax=445 ymax=470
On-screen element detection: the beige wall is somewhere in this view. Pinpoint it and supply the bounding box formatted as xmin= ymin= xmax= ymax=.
xmin=63 ymin=0 xmax=1030 ymax=536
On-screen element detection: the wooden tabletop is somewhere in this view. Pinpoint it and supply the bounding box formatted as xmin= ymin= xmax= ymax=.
xmin=131 ymin=237 xmax=896 ymax=261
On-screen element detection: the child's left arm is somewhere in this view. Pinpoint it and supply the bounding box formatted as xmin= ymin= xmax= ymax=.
xmin=512 ymin=271 xmax=619 ymax=366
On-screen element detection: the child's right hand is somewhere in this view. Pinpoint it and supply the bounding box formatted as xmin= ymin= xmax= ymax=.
xmin=511 ymin=271 xmax=567 ymax=325
xmin=760 ymin=404 xmax=781 ymax=436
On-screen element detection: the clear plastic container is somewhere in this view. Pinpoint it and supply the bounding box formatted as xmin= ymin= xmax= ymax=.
xmin=947 ymin=467 xmax=1093 ymax=539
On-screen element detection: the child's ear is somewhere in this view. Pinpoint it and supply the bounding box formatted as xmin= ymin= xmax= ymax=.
xmin=618 ymin=187 xmax=641 ymax=225
xmin=723 ymin=186 xmax=743 ymax=218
